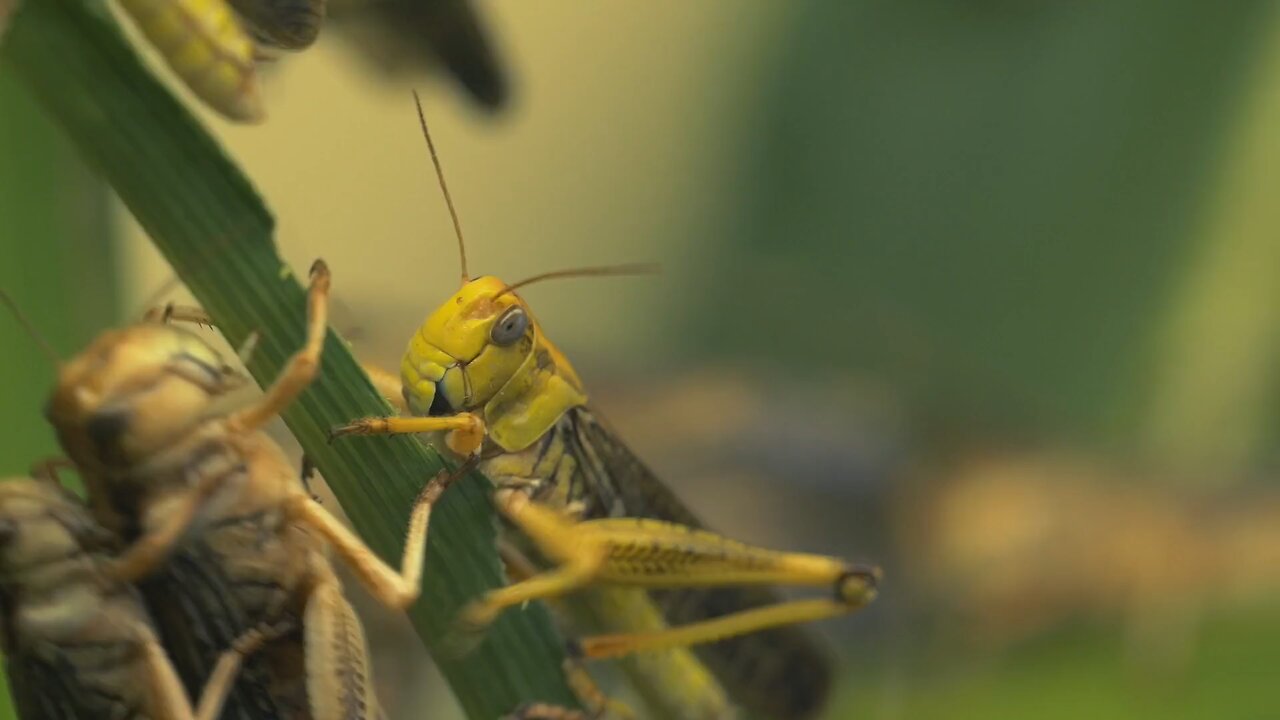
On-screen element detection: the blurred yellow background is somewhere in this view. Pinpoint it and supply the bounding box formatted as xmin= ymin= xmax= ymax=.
xmin=122 ymin=1 xmax=787 ymax=369
xmin=5 ymin=1 xmax=1280 ymax=718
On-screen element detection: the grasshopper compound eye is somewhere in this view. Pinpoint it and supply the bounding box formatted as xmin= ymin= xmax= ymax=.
xmin=490 ymin=306 xmax=528 ymax=346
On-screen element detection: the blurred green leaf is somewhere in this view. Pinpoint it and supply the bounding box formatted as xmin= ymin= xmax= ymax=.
xmin=835 ymin=604 xmax=1280 ymax=720
xmin=0 ymin=59 xmax=115 ymax=720
xmin=1141 ymin=23 xmax=1280 ymax=472
xmin=0 ymin=65 xmax=114 ymax=476
xmin=694 ymin=0 xmax=1278 ymax=457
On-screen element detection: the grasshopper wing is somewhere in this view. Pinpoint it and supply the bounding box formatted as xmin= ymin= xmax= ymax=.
xmin=140 ymin=539 xmax=291 ymax=720
xmin=566 ymin=406 xmax=836 ymax=720
xmin=7 ymin=653 xmax=94 ymax=720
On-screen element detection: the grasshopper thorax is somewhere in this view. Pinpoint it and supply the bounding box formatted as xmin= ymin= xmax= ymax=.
xmin=401 ymin=275 xmax=587 ymax=453
xmin=44 ymin=324 xmax=246 ymax=474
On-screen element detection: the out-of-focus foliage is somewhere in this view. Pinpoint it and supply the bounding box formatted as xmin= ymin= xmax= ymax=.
xmin=693 ymin=0 xmax=1280 ymax=464
xmin=835 ymin=602 xmax=1280 ymax=720
xmin=0 ymin=70 xmax=115 ymax=720
xmin=0 ymin=75 xmax=115 ymax=467
xmin=672 ymin=2 xmax=1280 ymax=717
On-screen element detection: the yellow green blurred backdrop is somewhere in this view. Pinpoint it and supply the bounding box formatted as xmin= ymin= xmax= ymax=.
xmin=3 ymin=1 xmax=1280 ymax=718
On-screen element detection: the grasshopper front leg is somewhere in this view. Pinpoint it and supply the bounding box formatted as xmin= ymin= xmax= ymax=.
xmin=283 ymin=466 xmax=454 ymax=610
xmin=328 ymin=358 xmax=487 ymax=457
xmin=330 ymin=410 xmax=487 ymax=458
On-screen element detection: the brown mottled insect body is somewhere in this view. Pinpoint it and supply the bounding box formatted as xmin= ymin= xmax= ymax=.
xmin=35 ymin=262 xmax=441 ymax=720
xmin=112 ymin=432 xmax=323 ymax=719
xmin=0 ymin=478 xmax=258 ymax=720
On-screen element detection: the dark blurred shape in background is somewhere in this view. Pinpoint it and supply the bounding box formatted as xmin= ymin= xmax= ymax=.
xmin=327 ymin=0 xmax=508 ymax=110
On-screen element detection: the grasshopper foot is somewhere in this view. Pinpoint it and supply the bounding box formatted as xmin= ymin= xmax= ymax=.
xmin=327 ymin=417 xmax=390 ymax=442
xmin=438 ymin=598 xmax=503 ymax=658
xmin=836 ymin=563 xmax=882 ymax=606
xmin=438 ymin=620 xmax=487 ymax=660
xmin=308 ymin=258 xmax=331 ymax=288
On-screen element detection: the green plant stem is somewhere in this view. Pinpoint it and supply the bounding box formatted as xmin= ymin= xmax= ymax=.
xmin=0 ymin=0 xmax=579 ymax=716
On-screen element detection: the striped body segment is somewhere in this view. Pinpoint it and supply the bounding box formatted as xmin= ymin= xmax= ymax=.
xmin=114 ymin=0 xmax=262 ymax=121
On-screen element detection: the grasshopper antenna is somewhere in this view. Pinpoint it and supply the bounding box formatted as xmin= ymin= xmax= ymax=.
xmin=413 ymin=90 xmax=470 ymax=284
xmin=0 ymin=289 xmax=61 ymax=366
xmin=497 ymin=263 xmax=662 ymax=298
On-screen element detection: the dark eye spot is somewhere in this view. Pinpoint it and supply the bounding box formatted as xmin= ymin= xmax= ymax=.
xmin=87 ymin=406 xmax=131 ymax=466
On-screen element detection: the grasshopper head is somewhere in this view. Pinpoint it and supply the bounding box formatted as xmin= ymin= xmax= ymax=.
xmin=45 ymin=324 xmax=246 ymax=474
xmin=402 ymin=276 xmax=586 ymax=451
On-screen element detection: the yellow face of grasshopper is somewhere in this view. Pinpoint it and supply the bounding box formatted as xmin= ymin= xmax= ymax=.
xmin=401 ymin=275 xmax=587 ymax=452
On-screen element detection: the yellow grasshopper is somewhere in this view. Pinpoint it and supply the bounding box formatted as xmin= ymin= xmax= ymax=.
xmin=331 ymin=97 xmax=882 ymax=720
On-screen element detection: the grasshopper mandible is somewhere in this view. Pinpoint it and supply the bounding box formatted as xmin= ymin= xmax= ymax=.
xmin=5 ymin=261 xmax=449 ymax=719
xmin=0 ymin=476 xmax=269 ymax=720
xmin=331 ymin=97 xmax=882 ymax=720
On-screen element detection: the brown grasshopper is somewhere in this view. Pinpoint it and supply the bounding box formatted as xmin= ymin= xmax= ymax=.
xmin=19 ymin=260 xmax=446 ymax=720
xmin=0 ymin=476 xmax=269 ymax=720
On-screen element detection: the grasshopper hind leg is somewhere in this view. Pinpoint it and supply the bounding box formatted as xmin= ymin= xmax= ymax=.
xmin=303 ymin=570 xmax=380 ymax=720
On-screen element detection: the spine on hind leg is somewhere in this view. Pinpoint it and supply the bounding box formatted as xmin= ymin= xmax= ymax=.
xmin=305 ymin=580 xmax=379 ymax=720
